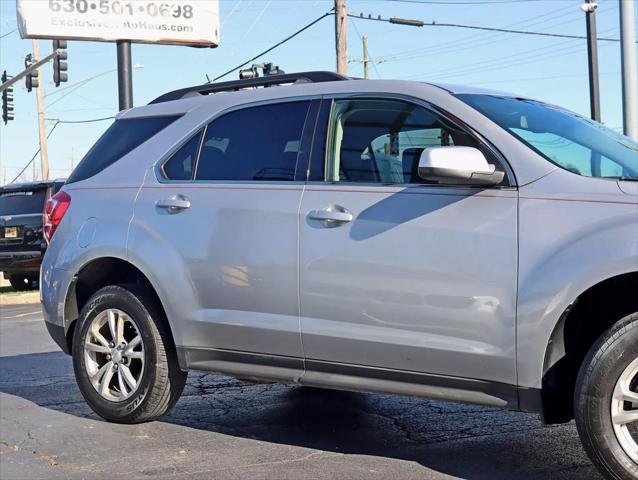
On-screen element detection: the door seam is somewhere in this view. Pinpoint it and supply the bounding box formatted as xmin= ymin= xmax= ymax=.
xmin=125 ymin=165 xmax=151 ymax=261
xmin=296 ymin=183 xmax=307 ymax=380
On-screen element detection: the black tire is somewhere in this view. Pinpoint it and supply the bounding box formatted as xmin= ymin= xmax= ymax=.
xmin=72 ymin=285 xmax=187 ymax=423
xmin=9 ymin=273 xmax=38 ymax=291
xmin=575 ymin=312 xmax=638 ymax=480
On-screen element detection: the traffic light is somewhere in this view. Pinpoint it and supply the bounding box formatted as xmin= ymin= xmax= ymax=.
xmin=52 ymin=39 xmax=68 ymax=87
xmin=24 ymin=54 xmax=39 ymax=93
xmin=2 ymin=71 xmax=15 ymax=125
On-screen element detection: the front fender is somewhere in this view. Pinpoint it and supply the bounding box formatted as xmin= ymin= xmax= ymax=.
xmin=516 ymin=174 xmax=638 ymax=389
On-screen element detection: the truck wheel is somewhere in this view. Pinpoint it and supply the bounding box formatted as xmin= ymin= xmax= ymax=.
xmin=72 ymin=285 xmax=187 ymax=423
xmin=575 ymin=313 xmax=638 ymax=480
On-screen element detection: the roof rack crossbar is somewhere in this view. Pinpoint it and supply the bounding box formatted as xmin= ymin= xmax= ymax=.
xmin=150 ymin=71 xmax=348 ymax=105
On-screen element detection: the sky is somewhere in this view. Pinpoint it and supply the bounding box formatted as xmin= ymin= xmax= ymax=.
xmin=0 ymin=0 xmax=636 ymax=184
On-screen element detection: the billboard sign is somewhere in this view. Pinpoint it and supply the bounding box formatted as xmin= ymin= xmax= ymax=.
xmin=17 ymin=0 xmax=219 ymax=46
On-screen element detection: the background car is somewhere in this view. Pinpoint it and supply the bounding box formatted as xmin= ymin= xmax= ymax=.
xmin=0 ymin=179 xmax=65 ymax=290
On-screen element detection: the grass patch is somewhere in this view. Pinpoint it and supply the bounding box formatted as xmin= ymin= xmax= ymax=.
xmin=0 ymin=286 xmax=39 ymax=295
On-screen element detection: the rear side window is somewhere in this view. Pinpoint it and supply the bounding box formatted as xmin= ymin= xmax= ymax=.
xmin=196 ymin=102 xmax=310 ymax=181
xmin=162 ymin=131 xmax=202 ymax=180
xmin=67 ymin=115 xmax=179 ymax=184
xmin=0 ymin=189 xmax=46 ymax=215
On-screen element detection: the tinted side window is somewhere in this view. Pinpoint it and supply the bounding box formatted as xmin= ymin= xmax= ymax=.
xmin=67 ymin=115 xmax=179 ymax=184
xmin=162 ymin=131 xmax=202 ymax=180
xmin=327 ymin=99 xmax=481 ymax=184
xmin=196 ymin=102 xmax=310 ymax=181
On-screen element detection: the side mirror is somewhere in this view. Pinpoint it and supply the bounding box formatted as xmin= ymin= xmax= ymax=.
xmin=418 ymin=146 xmax=505 ymax=186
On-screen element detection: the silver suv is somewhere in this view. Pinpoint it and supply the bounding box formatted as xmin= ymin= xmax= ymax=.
xmin=41 ymin=72 xmax=638 ymax=480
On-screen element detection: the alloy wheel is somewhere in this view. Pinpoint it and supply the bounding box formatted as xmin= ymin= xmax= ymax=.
xmin=83 ymin=308 xmax=145 ymax=402
xmin=611 ymin=356 xmax=638 ymax=463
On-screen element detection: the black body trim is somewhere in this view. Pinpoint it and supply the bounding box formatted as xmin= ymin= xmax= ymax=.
xmin=181 ymin=347 xmax=303 ymax=371
xmin=304 ymin=358 xmax=518 ymax=408
xmin=45 ymin=321 xmax=70 ymax=355
xmin=150 ymin=71 xmax=349 ymax=105
xmin=518 ymin=386 xmax=544 ymax=414
xmin=177 ymin=347 xmax=543 ymax=413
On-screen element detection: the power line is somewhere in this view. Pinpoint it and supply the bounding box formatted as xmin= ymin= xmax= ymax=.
xmin=374 ymin=3 xmax=584 ymax=62
xmin=387 ymin=29 xmax=597 ymax=70
xmin=350 ymin=16 xmax=383 ymax=79
xmin=47 ymin=116 xmax=115 ymax=124
xmin=344 ymin=2 xmax=580 ymax=78
xmin=7 ymin=116 xmax=114 ymax=184
xmin=212 ymin=11 xmax=333 ymax=82
xmin=239 ymin=0 xmax=273 ymax=43
xmin=45 ymin=69 xmax=116 ymax=98
xmin=399 ymin=24 xmax=616 ymax=79
xmin=422 ymin=22 xmax=629 ymax=42
xmin=348 ymin=13 xmax=634 ymax=43
xmin=0 ymin=28 xmax=17 ymax=39
xmin=46 ymin=75 xmax=115 ymax=109
xmin=8 ymin=121 xmax=60 ymax=185
xmin=470 ymin=70 xmax=619 ymax=86
xmin=403 ymin=30 xmax=617 ymax=80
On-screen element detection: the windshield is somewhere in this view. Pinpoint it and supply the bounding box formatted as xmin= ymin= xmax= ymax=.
xmin=457 ymin=94 xmax=638 ymax=179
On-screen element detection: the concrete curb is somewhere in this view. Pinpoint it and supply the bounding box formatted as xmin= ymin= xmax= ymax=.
xmin=0 ymin=292 xmax=41 ymax=306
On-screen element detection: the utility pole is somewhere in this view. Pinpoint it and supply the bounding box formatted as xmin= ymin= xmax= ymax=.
xmin=581 ymin=0 xmax=601 ymax=122
xmin=116 ymin=41 xmax=133 ymax=110
xmin=32 ymin=40 xmax=49 ymax=181
xmin=335 ymin=0 xmax=348 ymax=75
xmin=619 ymin=0 xmax=637 ymax=140
xmin=362 ymin=35 xmax=369 ymax=79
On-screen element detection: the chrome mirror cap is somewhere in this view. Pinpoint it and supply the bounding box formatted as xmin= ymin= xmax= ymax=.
xmin=418 ymin=146 xmax=505 ymax=186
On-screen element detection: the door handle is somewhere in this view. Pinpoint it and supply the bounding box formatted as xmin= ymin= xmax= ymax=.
xmin=308 ymin=205 xmax=353 ymax=227
xmin=155 ymin=194 xmax=191 ymax=214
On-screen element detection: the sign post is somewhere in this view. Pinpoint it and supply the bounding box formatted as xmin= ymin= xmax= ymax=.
xmin=117 ymin=40 xmax=133 ymax=110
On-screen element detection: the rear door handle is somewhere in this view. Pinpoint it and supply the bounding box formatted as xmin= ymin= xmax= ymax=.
xmin=308 ymin=205 xmax=353 ymax=227
xmin=155 ymin=194 xmax=191 ymax=214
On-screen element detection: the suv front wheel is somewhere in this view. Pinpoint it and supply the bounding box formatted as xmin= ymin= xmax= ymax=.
xmin=72 ymin=285 xmax=187 ymax=423
xmin=575 ymin=313 xmax=638 ymax=480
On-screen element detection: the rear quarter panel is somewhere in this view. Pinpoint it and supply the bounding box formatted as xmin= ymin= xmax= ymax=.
xmin=40 ymin=185 xmax=139 ymax=331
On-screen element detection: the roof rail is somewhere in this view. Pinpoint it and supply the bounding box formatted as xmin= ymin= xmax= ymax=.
xmin=149 ymin=71 xmax=349 ymax=105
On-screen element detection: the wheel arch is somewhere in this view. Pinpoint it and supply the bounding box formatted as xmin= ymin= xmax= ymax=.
xmin=540 ymin=271 xmax=638 ymax=424
xmin=63 ymin=256 xmax=182 ymax=369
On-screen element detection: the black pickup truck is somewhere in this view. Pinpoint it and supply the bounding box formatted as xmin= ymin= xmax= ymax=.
xmin=0 ymin=180 xmax=65 ymax=290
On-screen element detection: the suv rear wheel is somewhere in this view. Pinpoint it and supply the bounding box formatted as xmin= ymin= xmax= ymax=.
xmin=72 ymin=285 xmax=187 ymax=423
xmin=575 ymin=313 xmax=638 ymax=480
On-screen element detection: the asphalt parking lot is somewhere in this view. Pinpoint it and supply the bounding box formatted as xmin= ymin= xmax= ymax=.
xmin=0 ymin=302 xmax=604 ymax=480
